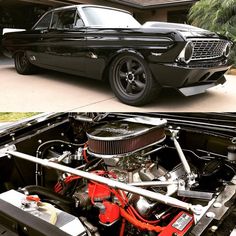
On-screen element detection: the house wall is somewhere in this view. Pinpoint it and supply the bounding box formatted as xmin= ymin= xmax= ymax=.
xmin=77 ymin=0 xmax=191 ymax=23
xmin=135 ymin=8 xmax=168 ymax=23
xmin=134 ymin=6 xmax=190 ymax=24
xmin=77 ymin=0 xmax=192 ymax=23
xmin=0 ymin=0 xmax=192 ymax=31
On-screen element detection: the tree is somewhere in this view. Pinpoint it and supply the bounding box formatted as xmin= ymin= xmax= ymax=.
xmin=188 ymin=0 xmax=236 ymax=65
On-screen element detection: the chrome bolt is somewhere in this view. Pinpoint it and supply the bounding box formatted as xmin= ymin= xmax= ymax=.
xmin=213 ymin=202 xmax=222 ymax=208
xmin=206 ymin=212 xmax=215 ymax=218
xmin=210 ymin=225 xmax=218 ymax=232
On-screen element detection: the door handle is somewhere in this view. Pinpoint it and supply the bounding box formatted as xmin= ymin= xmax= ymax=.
xmin=40 ymin=29 xmax=49 ymax=40
xmin=40 ymin=29 xmax=49 ymax=34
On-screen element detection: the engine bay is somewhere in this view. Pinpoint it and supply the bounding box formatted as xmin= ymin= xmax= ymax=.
xmin=0 ymin=113 xmax=235 ymax=236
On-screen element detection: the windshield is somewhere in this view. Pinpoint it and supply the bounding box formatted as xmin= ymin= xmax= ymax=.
xmin=82 ymin=7 xmax=141 ymax=28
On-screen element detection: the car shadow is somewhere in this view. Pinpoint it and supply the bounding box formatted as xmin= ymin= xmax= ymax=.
xmin=143 ymin=88 xmax=218 ymax=111
xmin=151 ymin=88 xmax=210 ymax=106
xmin=41 ymin=69 xmax=215 ymax=106
xmin=0 ymin=56 xmax=14 ymax=66
xmin=0 ymin=65 xmax=226 ymax=110
xmin=39 ymin=69 xmax=111 ymax=93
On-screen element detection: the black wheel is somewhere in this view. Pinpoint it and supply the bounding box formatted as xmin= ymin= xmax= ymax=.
xmin=109 ymin=53 xmax=160 ymax=106
xmin=14 ymin=51 xmax=36 ymax=75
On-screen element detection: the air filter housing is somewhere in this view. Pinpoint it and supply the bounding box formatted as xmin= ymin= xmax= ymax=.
xmin=87 ymin=117 xmax=167 ymax=158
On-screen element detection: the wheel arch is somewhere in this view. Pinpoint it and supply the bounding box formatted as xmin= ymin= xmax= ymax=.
xmin=12 ymin=49 xmax=27 ymax=58
xmin=101 ymin=48 xmax=145 ymax=82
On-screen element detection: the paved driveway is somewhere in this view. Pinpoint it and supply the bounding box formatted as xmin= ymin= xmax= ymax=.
xmin=0 ymin=58 xmax=235 ymax=112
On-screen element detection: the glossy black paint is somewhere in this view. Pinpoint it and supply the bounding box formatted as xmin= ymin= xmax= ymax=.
xmin=2 ymin=5 xmax=232 ymax=94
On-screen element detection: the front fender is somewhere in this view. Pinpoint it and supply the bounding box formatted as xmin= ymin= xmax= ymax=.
xmin=102 ymin=48 xmax=145 ymax=81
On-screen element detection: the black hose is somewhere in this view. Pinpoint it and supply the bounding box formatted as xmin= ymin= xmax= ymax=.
xmin=36 ymin=140 xmax=85 ymax=158
xmin=35 ymin=140 xmax=85 ymax=186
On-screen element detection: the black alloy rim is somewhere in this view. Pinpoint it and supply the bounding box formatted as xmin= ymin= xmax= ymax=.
xmin=115 ymin=57 xmax=147 ymax=97
xmin=18 ymin=52 xmax=28 ymax=70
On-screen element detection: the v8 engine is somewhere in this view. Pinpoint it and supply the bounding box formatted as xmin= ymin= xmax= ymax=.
xmin=0 ymin=113 xmax=235 ymax=236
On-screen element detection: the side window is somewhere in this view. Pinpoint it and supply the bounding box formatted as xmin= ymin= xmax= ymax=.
xmin=51 ymin=9 xmax=79 ymax=30
xmin=34 ymin=12 xmax=52 ymax=30
xmin=74 ymin=13 xmax=84 ymax=28
xmin=51 ymin=12 xmax=59 ymax=29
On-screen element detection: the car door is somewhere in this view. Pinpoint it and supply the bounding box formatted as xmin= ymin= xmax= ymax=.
xmin=36 ymin=8 xmax=87 ymax=75
xmin=26 ymin=11 xmax=53 ymax=65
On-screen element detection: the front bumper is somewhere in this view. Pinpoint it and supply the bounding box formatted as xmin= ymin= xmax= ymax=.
xmin=149 ymin=61 xmax=231 ymax=92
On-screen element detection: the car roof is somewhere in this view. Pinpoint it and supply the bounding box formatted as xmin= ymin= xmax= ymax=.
xmin=32 ymin=4 xmax=133 ymax=29
xmin=51 ymin=4 xmax=131 ymax=15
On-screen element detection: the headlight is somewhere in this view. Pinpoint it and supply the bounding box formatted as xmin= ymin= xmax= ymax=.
xmin=223 ymin=42 xmax=231 ymax=58
xmin=178 ymin=41 xmax=193 ymax=64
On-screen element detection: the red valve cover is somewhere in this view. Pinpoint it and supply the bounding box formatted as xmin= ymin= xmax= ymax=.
xmin=88 ymin=183 xmax=111 ymax=201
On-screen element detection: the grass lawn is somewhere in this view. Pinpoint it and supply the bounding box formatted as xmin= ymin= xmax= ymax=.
xmin=0 ymin=113 xmax=40 ymax=122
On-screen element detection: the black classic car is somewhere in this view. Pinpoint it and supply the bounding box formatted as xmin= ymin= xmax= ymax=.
xmin=0 ymin=112 xmax=235 ymax=236
xmin=2 ymin=5 xmax=233 ymax=105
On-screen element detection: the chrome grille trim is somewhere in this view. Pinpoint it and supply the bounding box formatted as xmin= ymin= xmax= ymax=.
xmin=189 ymin=39 xmax=228 ymax=61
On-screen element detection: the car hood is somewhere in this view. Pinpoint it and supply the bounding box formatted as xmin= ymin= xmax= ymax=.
xmin=1 ymin=113 xmax=236 ymax=142
xmin=142 ymin=21 xmax=218 ymax=38
xmin=0 ymin=113 xmax=62 ymax=135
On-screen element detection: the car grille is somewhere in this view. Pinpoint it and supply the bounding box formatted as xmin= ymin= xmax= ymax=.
xmin=190 ymin=39 xmax=228 ymax=61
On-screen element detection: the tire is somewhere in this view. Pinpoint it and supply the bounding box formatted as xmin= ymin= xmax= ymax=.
xmin=14 ymin=51 xmax=36 ymax=75
xmin=109 ymin=53 xmax=160 ymax=106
